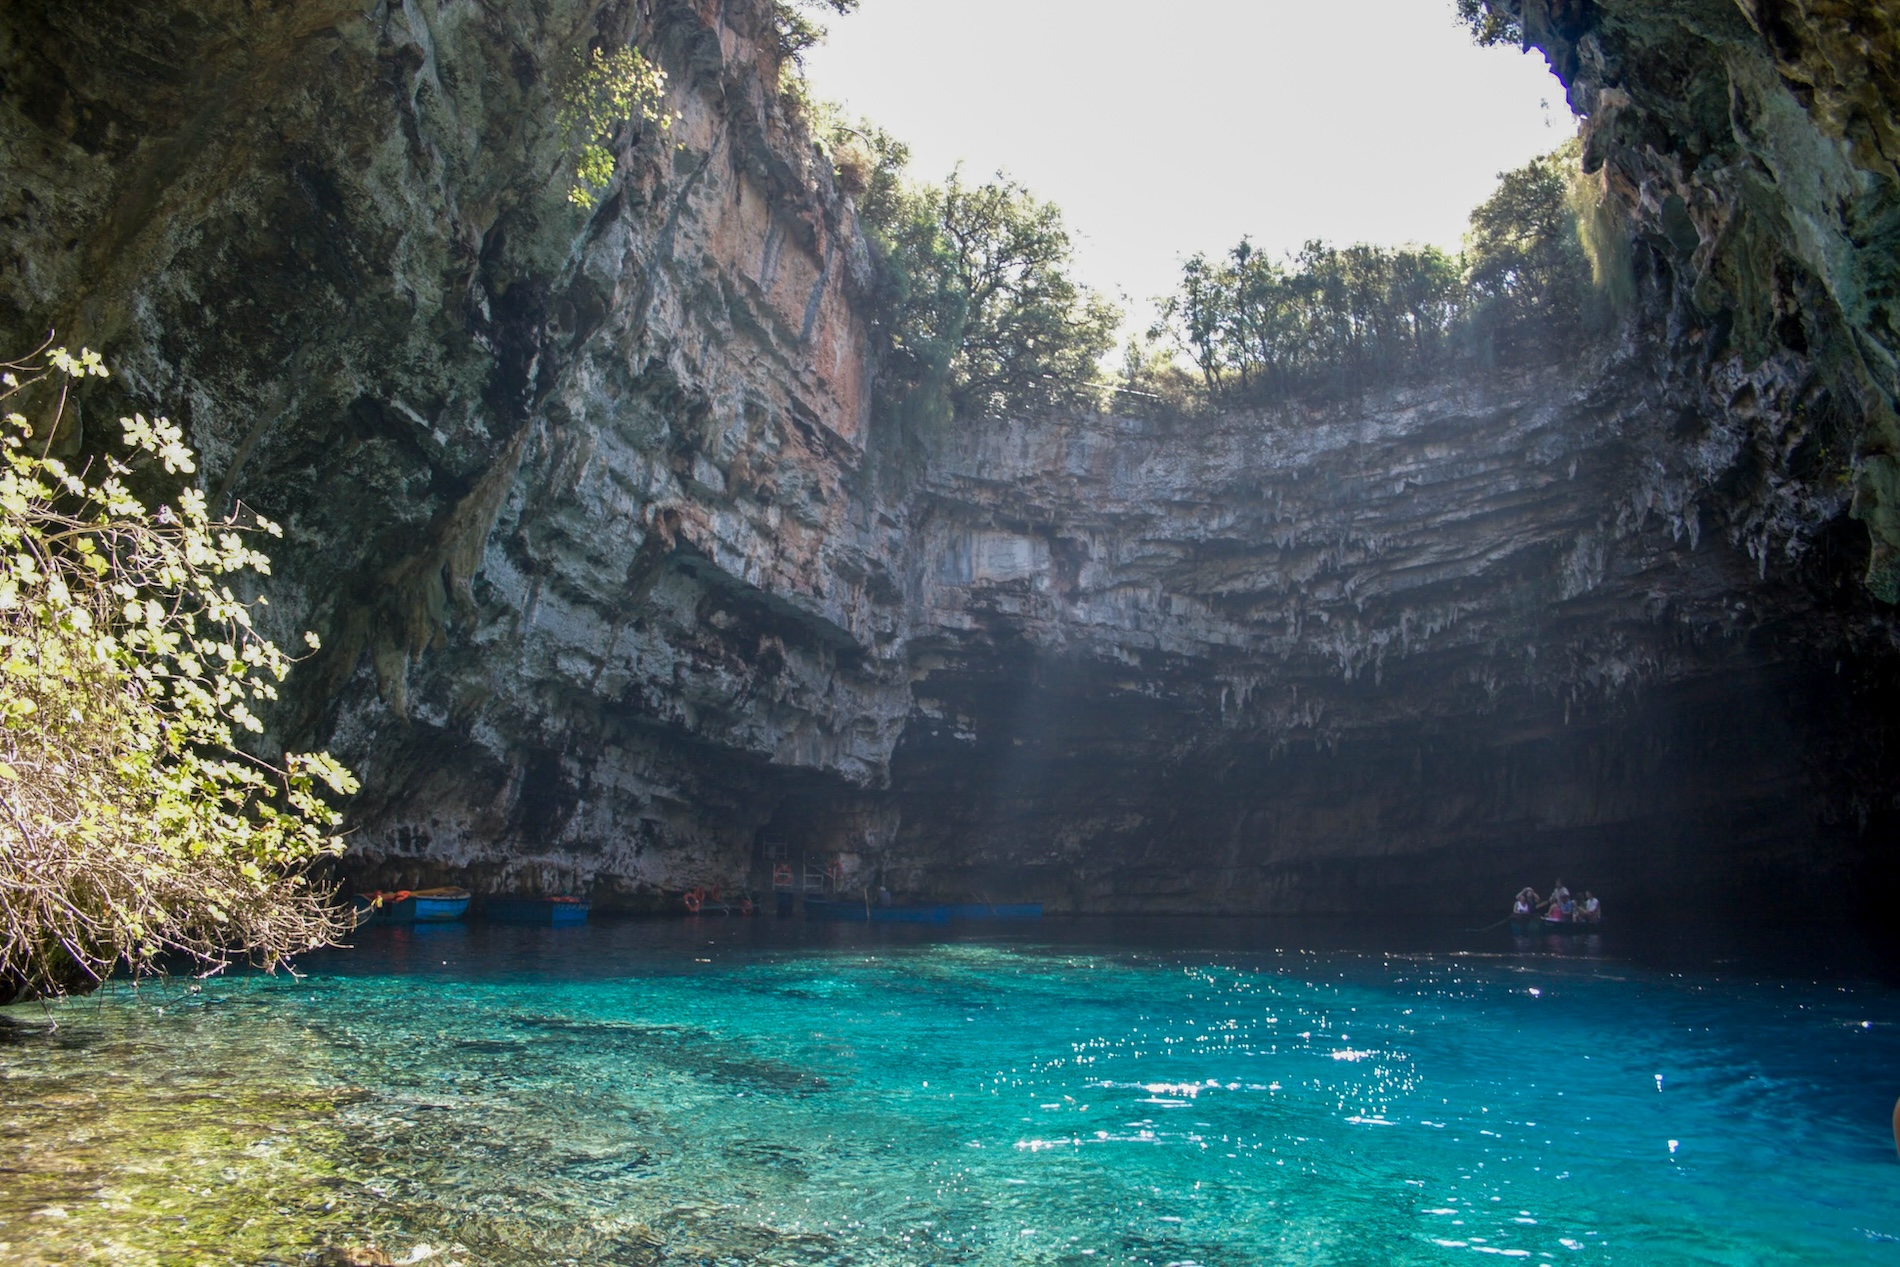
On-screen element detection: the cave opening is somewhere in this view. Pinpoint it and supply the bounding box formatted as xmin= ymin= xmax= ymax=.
xmin=4 ymin=1 xmax=1900 ymax=1260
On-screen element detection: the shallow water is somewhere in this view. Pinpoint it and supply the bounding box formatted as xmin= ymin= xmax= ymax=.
xmin=2 ymin=917 xmax=1897 ymax=1265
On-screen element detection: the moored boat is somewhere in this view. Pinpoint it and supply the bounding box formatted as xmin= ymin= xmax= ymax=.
xmin=355 ymin=887 xmax=471 ymax=924
xmin=487 ymin=895 xmax=589 ymax=925
xmin=947 ymin=903 xmax=1044 ymax=921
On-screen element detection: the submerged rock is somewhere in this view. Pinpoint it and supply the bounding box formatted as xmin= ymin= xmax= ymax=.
xmin=0 ymin=0 xmax=1894 ymax=915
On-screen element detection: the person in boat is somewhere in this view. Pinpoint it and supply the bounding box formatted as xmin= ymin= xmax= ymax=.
xmin=1577 ymin=891 xmax=1601 ymax=924
xmin=1543 ymin=879 xmax=1574 ymax=921
xmin=1512 ymin=887 xmax=1540 ymax=917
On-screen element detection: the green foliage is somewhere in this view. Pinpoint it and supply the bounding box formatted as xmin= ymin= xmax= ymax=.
xmin=1115 ymin=333 xmax=1203 ymax=416
xmin=800 ymin=103 xmax=909 ymax=210
xmin=1154 ymin=146 xmax=1611 ymax=406
xmin=865 ymin=169 xmax=1120 ymax=420
xmin=1159 ymin=239 xmax=1462 ymax=399
xmin=774 ymin=0 xmax=858 ymax=66
xmin=1566 ymin=152 xmax=1635 ymax=312
xmin=557 ymin=46 xmax=674 ymax=210
xmin=1456 ymin=0 xmax=1522 ymax=47
xmin=1462 ymin=147 xmax=1598 ymax=356
xmin=0 ymin=345 xmax=358 ymax=1003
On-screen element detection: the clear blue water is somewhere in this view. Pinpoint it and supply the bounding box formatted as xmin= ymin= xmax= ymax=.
xmin=2 ymin=917 xmax=1898 ymax=1265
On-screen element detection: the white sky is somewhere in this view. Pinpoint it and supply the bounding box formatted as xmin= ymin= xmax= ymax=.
xmin=802 ymin=0 xmax=1572 ymax=332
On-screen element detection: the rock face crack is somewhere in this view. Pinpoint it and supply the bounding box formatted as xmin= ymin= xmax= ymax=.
xmin=0 ymin=0 xmax=1895 ymax=913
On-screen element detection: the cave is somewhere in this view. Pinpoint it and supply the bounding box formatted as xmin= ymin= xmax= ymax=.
xmin=0 ymin=0 xmax=1896 ymax=921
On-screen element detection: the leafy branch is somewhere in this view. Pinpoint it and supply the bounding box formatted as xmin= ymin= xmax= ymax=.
xmin=0 ymin=344 xmax=358 ymax=1003
xmin=558 ymin=46 xmax=675 ymax=210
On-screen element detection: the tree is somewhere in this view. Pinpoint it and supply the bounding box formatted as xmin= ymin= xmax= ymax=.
xmin=871 ymin=171 xmax=1119 ymax=419
xmin=1455 ymin=0 xmax=1522 ymax=47
xmin=1152 ymin=146 xmax=1601 ymax=407
xmin=1156 ymin=238 xmax=1461 ymax=402
xmin=1462 ymin=148 xmax=1595 ymax=357
xmin=0 ymin=345 xmax=357 ymax=1004
xmin=773 ymin=0 xmax=859 ymax=65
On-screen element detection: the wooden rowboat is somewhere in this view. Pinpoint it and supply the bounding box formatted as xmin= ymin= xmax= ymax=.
xmin=487 ymin=895 xmax=589 ymax=926
xmin=354 ymin=887 xmax=471 ymax=925
xmin=1510 ymin=914 xmax=1603 ymax=934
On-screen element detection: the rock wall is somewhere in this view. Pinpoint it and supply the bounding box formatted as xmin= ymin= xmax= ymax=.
xmin=0 ymin=0 xmax=1894 ymax=915
xmin=885 ymin=339 xmax=1895 ymax=915
xmin=1 ymin=0 xmax=913 ymax=904
xmin=1487 ymin=0 xmax=1900 ymax=597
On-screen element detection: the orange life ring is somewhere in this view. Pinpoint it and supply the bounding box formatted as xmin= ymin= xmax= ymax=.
xmin=683 ymin=887 xmax=703 ymax=914
xmin=772 ymin=864 xmax=793 ymax=889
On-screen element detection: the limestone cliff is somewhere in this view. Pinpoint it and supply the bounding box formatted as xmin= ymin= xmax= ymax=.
xmin=0 ymin=0 xmax=1894 ymax=916
xmin=1483 ymin=0 xmax=1900 ymax=598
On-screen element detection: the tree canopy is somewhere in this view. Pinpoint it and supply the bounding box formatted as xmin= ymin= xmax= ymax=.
xmin=860 ymin=166 xmax=1119 ymax=421
xmin=1149 ymin=144 xmax=1613 ymax=408
xmin=1455 ymin=0 xmax=1523 ymax=47
xmin=773 ymin=0 xmax=859 ymax=65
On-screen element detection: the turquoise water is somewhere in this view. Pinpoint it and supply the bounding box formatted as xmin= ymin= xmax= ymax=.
xmin=2 ymin=918 xmax=1898 ymax=1265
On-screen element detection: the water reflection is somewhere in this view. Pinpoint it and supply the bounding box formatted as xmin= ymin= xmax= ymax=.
xmin=1508 ymin=929 xmax=1604 ymax=957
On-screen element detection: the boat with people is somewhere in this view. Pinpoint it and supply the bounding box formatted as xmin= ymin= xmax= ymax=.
xmin=486 ymin=895 xmax=589 ymax=925
xmin=1507 ymin=881 xmax=1601 ymax=934
xmin=353 ymin=887 xmax=471 ymax=925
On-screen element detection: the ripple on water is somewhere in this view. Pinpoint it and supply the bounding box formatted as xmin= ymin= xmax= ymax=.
xmin=0 ymin=922 xmax=1896 ymax=1264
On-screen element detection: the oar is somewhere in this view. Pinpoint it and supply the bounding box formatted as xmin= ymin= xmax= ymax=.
xmin=1465 ymin=913 xmax=1520 ymax=933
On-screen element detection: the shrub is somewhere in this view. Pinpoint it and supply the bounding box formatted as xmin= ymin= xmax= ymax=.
xmin=0 ymin=345 xmax=357 ymax=1004
xmin=558 ymin=45 xmax=674 ymax=210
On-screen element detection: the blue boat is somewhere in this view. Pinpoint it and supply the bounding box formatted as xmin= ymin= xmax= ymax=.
xmin=804 ymin=898 xmax=950 ymax=924
xmin=947 ymin=903 xmax=1044 ymax=921
xmin=355 ymin=887 xmax=471 ymax=924
xmin=487 ymin=895 xmax=589 ymax=926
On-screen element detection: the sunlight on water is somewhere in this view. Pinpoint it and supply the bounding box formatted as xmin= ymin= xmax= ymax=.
xmin=1 ymin=920 xmax=1897 ymax=1265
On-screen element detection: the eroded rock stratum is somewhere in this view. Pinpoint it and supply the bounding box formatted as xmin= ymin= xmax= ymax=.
xmin=1 ymin=0 xmax=1895 ymax=914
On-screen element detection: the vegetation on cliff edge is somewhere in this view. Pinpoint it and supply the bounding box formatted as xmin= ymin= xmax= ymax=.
xmin=1133 ymin=142 xmax=1619 ymax=410
xmin=1455 ymin=0 xmax=1523 ymax=48
xmin=863 ymin=167 xmax=1121 ymax=422
xmin=0 ymin=346 xmax=356 ymax=1005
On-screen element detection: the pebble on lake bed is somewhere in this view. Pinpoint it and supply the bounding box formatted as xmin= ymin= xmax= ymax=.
xmin=318 ymin=1245 xmax=442 ymax=1266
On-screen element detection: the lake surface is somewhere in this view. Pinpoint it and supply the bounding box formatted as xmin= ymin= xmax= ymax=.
xmin=1 ymin=916 xmax=1897 ymax=1265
